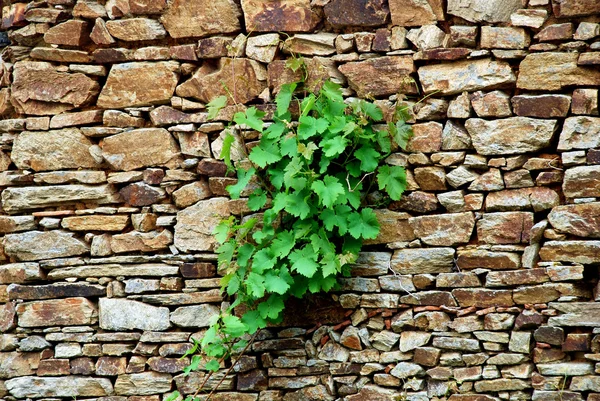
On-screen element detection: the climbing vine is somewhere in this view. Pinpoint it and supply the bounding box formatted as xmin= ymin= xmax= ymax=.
xmin=172 ymin=70 xmax=413 ymax=400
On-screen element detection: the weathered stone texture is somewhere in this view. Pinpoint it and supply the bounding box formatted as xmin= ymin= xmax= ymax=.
xmin=161 ymin=0 xmax=241 ymax=38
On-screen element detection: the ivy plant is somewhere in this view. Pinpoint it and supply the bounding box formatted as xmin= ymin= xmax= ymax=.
xmin=173 ymin=77 xmax=413 ymax=400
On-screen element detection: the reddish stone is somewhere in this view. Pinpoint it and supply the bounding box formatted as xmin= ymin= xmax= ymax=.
xmin=324 ymin=0 xmax=389 ymax=27
xmin=180 ymin=263 xmax=216 ymax=278
xmin=96 ymin=357 xmax=127 ymax=376
xmin=119 ymin=182 xmax=166 ymax=207
xmin=237 ymin=369 xmax=269 ymax=391
xmin=511 ymin=94 xmax=571 ymax=118
xmin=70 ymin=357 xmax=95 ymax=375
xmin=0 ymin=301 xmax=16 ymax=332
xmin=416 ymin=48 xmax=471 ymax=60
xmin=37 ymin=359 xmax=70 ymax=376
xmin=390 ymin=191 xmax=438 ymax=213
xmin=1 ymin=3 xmax=27 ymax=29
xmin=562 ymin=333 xmax=591 ymax=352
xmin=147 ymin=356 xmax=188 ymax=373
xmin=242 ymin=0 xmax=319 ymax=32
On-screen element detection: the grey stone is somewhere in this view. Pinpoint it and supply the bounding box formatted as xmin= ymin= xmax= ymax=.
xmin=170 ymin=305 xmax=220 ymax=328
xmin=99 ymin=298 xmax=170 ymax=331
xmin=4 ymin=231 xmax=89 ymax=261
xmin=5 ymin=376 xmax=113 ymax=398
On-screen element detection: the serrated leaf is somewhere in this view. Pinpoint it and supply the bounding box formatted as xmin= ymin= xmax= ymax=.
xmin=241 ymin=310 xmax=266 ymax=334
xmin=311 ymin=175 xmax=345 ymax=208
xmin=320 ymin=205 xmax=350 ymax=235
xmin=225 ymin=273 xmax=240 ymax=296
xmin=354 ymin=146 xmax=380 ymax=172
xmin=252 ymin=248 xmax=275 ymax=274
xmin=276 ymin=82 xmax=297 ymax=116
xmin=245 ymin=272 xmax=266 ymax=298
xmin=348 ymin=208 xmax=380 ymax=240
xmin=165 ymin=391 xmax=181 ymax=401
xmin=298 ymin=142 xmax=318 ymax=160
xmin=285 ymin=190 xmax=311 ymax=219
xmin=271 ymin=230 xmax=296 ymax=258
xmin=257 ymin=294 xmax=285 ymax=320
xmin=248 ymin=188 xmax=267 ymax=211
xmin=298 ymin=115 xmax=317 ymax=140
xmin=216 ymin=241 xmax=235 ymax=269
xmin=220 ymin=132 xmax=235 ymax=170
xmin=226 ymin=167 xmax=255 ymax=199
xmin=264 ymin=271 xmax=291 ymax=295
xmin=234 ymin=107 xmax=265 ymax=132
xmin=249 ymin=140 xmax=281 ymax=168
xmin=321 ymin=136 xmax=349 ymax=157
xmin=207 ymin=96 xmax=228 ymax=120
xmin=358 ymin=100 xmax=383 ymax=121
xmin=205 ymin=360 xmax=220 ymax=372
xmin=377 ymin=165 xmax=407 ymax=201
xmin=391 ymin=119 xmax=413 ymax=150
xmin=289 ymin=246 xmax=319 ymax=278
xmin=301 ymin=94 xmax=316 ymax=116
xmin=264 ymin=121 xmax=286 ymax=140
xmin=237 ymin=243 xmax=255 ymax=268
xmin=286 ymin=56 xmax=305 ymax=72
xmin=213 ymin=217 xmax=233 ymax=244
xmin=222 ymin=314 xmax=247 ymax=337
xmin=321 ymin=80 xmax=344 ymax=103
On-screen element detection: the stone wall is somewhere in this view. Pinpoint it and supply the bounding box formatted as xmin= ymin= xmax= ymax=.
xmin=1 ymin=0 xmax=600 ymax=400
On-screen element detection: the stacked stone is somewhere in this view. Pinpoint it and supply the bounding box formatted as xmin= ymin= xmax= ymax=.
xmin=1 ymin=0 xmax=600 ymax=400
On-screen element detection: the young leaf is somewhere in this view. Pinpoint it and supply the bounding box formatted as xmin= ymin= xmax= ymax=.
xmin=311 ymin=175 xmax=345 ymax=208
xmin=377 ymin=165 xmax=407 ymax=201
xmin=204 ymin=360 xmax=220 ymax=372
xmin=391 ymin=119 xmax=413 ymax=150
xmin=213 ymin=217 xmax=233 ymax=244
xmin=220 ymin=131 xmax=236 ymax=170
xmin=251 ymin=248 xmax=275 ymax=274
xmin=257 ymin=294 xmax=285 ymax=320
xmin=348 ymin=208 xmax=380 ymax=240
xmin=276 ymin=82 xmax=297 ymax=116
xmin=354 ymin=146 xmax=381 ymax=172
xmin=321 ymin=80 xmax=344 ymax=103
xmin=286 ymin=56 xmax=305 ymax=72
xmin=298 ymin=142 xmax=318 ymax=160
xmin=225 ymin=273 xmax=240 ymax=296
xmin=222 ymin=315 xmax=247 ymax=337
xmin=234 ymin=107 xmax=265 ymax=132
xmin=207 ymin=96 xmax=228 ymax=120
xmin=226 ymin=167 xmax=256 ymax=199
xmin=358 ymin=99 xmax=383 ymax=121
xmin=237 ymin=243 xmax=255 ymax=268
xmin=264 ymin=271 xmax=291 ymax=295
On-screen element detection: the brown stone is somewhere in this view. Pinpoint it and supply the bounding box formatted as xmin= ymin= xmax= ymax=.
xmin=324 ymin=0 xmax=389 ymax=27
xmin=161 ymin=0 xmax=241 ymax=38
xmin=102 ymin=128 xmax=180 ymax=171
xmin=105 ymin=18 xmax=166 ymax=41
xmin=44 ymin=20 xmax=88 ymax=46
xmin=180 ymin=263 xmax=216 ymax=278
xmin=511 ymin=94 xmax=571 ymax=118
xmin=147 ymin=356 xmax=188 ymax=373
xmin=11 ymin=129 xmax=101 ymax=172
xmin=90 ymin=18 xmax=115 ymax=45
xmin=548 ymin=203 xmax=600 ymax=238
xmin=0 ymin=263 xmax=44 ymax=284
xmin=130 ymin=0 xmax=168 ymax=14
xmin=409 ymin=212 xmax=475 ymax=246
xmin=477 ymin=212 xmax=533 ymax=244
xmin=552 ymin=0 xmax=600 ymax=17
xmin=70 ymin=357 xmax=95 ymax=375
xmin=452 ymin=289 xmax=514 ymax=308
xmin=96 ymin=357 xmax=127 ymax=376
xmin=1 ymin=3 xmax=27 ymax=30
xmin=37 ymin=359 xmax=70 ymax=376
xmin=25 ymin=8 xmax=68 ymax=23
xmin=110 ymin=230 xmax=172 ymax=253
xmin=406 ymin=122 xmax=442 ymax=153
xmin=174 ymin=198 xmax=230 ymax=252
xmin=518 ymin=53 xmax=600 ymax=91
xmin=486 ymin=269 xmax=549 ymax=287
xmin=563 ymin=166 xmax=600 ymax=198
xmin=0 ymin=302 xmax=16 ymax=332
xmin=61 ymin=215 xmax=129 ymax=232
xmin=16 ymin=297 xmax=98 ymax=327
xmin=339 ymin=56 xmax=417 ymax=98
xmin=457 ymin=249 xmax=521 ymax=270
xmin=11 ymin=61 xmax=99 ymax=116
xmin=5 ymin=377 xmax=113 ymax=398
xmin=197 ymin=37 xmax=232 ymax=58
xmin=50 ymin=110 xmax=104 ymax=129
xmin=0 ymin=352 xmax=40 ymax=378
xmin=388 ymin=0 xmax=443 ymax=26
xmin=540 ymin=241 xmax=600 ymax=264
xmin=177 ymin=58 xmax=266 ymax=105
xmin=242 ymin=0 xmax=318 ymax=32
xmin=119 ymin=182 xmax=167 ymax=207
xmin=98 ymin=62 xmax=178 ymax=109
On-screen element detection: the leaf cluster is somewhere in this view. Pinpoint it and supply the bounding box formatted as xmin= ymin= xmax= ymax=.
xmin=181 ymin=78 xmax=413 ymax=382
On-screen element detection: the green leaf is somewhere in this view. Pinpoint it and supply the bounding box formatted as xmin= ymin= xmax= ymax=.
xmin=220 ymin=132 xmax=235 ymax=170
xmin=285 ymin=191 xmax=311 ymax=219
xmin=271 ymin=230 xmax=296 ymax=258
xmin=264 ymin=121 xmax=286 ymax=140
xmin=320 ymin=204 xmax=350 ymax=235
xmin=248 ymin=188 xmax=267 ymax=211
xmin=207 ymin=96 xmax=228 ymax=120
xmin=264 ymin=271 xmax=291 ymax=295
xmin=237 ymin=243 xmax=255 ymax=268
xmin=222 ymin=315 xmax=248 ymax=337
xmin=205 ymin=360 xmax=220 ymax=372
xmin=311 ymin=175 xmax=345 ymax=208
xmin=390 ymin=119 xmax=413 ymax=150
xmin=354 ymin=146 xmax=380 ymax=172
xmin=321 ymin=136 xmax=349 ymax=158
xmin=226 ymin=167 xmax=255 ymax=199
xmin=257 ymin=294 xmax=285 ymax=320
xmin=252 ymin=248 xmax=275 ymax=274
xmin=216 ymin=241 xmax=235 ymax=268
xmin=289 ymin=246 xmax=319 ymax=278
xmin=348 ymin=208 xmax=380 ymax=240
xmin=268 ymin=165 xmax=285 ymax=190
xmin=241 ymin=310 xmax=266 ymax=334
xmin=213 ymin=216 xmax=233 ymax=244
xmin=328 ymin=116 xmax=346 ymax=133
xmin=321 ymin=80 xmax=344 ymax=103
xmin=377 ymin=165 xmax=407 ymax=201
xmin=298 ymin=115 xmax=317 ymax=140
xmin=358 ymin=100 xmax=383 ymax=121
xmin=245 ymin=272 xmax=266 ymax=298
xmin=321 ymin=253 xmax=341 ymax=277
xmin=225 ymin=273 xmax=240 ymax=296
xmin=184 ymin=355 xmax=201 ymax=375
xmin=249 ymin=140 xmax=281 ymax=168
xmin=276 ymin=82 xmax=297 ymax=116
xmin=234 ymin=107 xmax=265 ymax=132
xmin=301 ymin=94 xmax=316 ymax=116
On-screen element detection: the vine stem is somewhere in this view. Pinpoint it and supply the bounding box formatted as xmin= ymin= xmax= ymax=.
xmin=204 ymin=330 xmax=260 ymax=401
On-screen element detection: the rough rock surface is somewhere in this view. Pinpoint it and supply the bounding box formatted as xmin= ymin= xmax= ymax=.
xmin=99 ymin=298 xmax=170 ymax=331
xmin=161 ymin=0 xmax=241 ymax=38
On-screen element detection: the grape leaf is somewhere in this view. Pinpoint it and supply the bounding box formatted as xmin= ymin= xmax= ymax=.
xmin=271 ymin=230 xmax=296 ymax=258
xmin=289 ymin=246 xmax=319 ymax=278
xmin=234 ymin=107 xmax=265 ymax=132
xmin=298 ymin=115 xmax=317 ymax=140
xmin=321 ymin=80 xmax=344 ymax=103
xmin=237 ymin=243 xmax=255 ymax=268
xmin=320 ymin=204 xmax=351 ymax=235
xmin=249 ymin=140 xmax=281 ymax=168
xmin=207 ymin=96 xmax=228 ymax=120
xmin=321 ymin=136 xmax=349 ymax=157
xmin=311 ymin=175 xmax=345 ymax=208
xmin=222 ymin=315 xmax=247 ymax=337
xmin=285 ymin=190 xmax=311 ymax=219
xmin=276 ymin=83 xmax=297 ymax=116
xmin=257 ymin=294 xmax=285 ymax=320
xmin=354 ymin=146 xmax=380 ymax=172
xmin=226 ymin=167 xmax=255 ymax=199
xmin=248 ymin=188 xmax=267 ymax=211
xmin=377 ymin=165 xmax=407 ymax=201
xmin=204 ymin=360 xmax=220 ymax=372
xmin=251 ymin=248 xmax=275 ymax=274
xmin=298 ymin=142 xmax=318 ymax=160
xmin=264 ymin=271 xmax=291 ymax=295
xmin=348 ymin=208 xmax=380 ymax=240
xmin=245 ymin=272 xmax=266 ymax=298
xmin=241 ymin=310 xmax=266 ymax=334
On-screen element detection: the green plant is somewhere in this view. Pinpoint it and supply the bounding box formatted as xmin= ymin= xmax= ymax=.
xmin=171 ymin=74 xmax=412 ymax=400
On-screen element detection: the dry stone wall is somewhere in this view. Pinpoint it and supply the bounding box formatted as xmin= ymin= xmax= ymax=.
xmin=1 ymin=0 xmax=600 ymax=400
